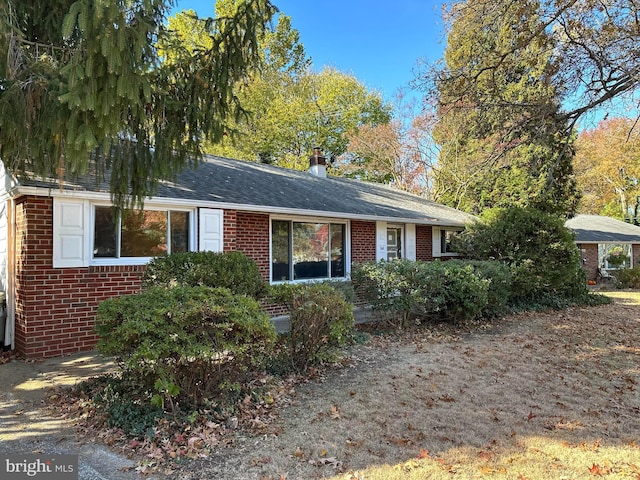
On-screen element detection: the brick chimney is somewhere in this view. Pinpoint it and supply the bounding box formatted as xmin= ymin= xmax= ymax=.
xmin=308 ymin=147 xmax=327 ymax=177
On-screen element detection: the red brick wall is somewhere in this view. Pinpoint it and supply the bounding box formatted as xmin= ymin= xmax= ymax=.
xmin=14 ymin=196 xmax=144 ymax=358
xmin=235 ymin=212 xmax=270 ymax=280
xmin=223 ymin=210 xmax=237 ymax=251
xmin=351 ymin=220 xmax=376 ymax=264
xmin=577 ymin=243 xmax=599 ymax=281
xmin=14 ymin=200 xmax=438 ymax=356
xmin=633 ymin=244 xmax=640 ymax=268
xmin=416 ymin=225 xmax=433 ymax=261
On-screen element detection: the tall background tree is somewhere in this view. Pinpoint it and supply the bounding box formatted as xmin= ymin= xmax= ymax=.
xmin=336 ymin=93 xmax=436 ymax=195
xmin=574 ymin=117 xmax=640 ymax=222
xmin=426 ymin=0 xmax=580 ymax=216
xmin=0 ymin=0 xmax=276 ymax=206
xmin=165 ymin=2 xmax=391 ymax=171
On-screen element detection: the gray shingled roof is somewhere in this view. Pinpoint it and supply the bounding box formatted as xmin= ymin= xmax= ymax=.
xmin=17 ymin=155 xmax=475 ymax=226
xmin=565 ymin=214 xmax=640 ymax=243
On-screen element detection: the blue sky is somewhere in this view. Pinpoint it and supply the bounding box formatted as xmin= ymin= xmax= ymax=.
xmin=172 ymin=1 xmax=447 ymax=101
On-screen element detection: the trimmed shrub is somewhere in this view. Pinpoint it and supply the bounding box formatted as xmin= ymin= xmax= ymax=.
xmin=409 ymin=260 xmax=489 ymax=322
xmin=270 ymin=282 xmax=354 ymax=371
xmin=351 ymin=259 xmax=418 ymax=326
xmin=95 ymin=286 xmax=277 ymax=406
xmin=351 ymin=259 xmax=490 ymax=324
xmin=142 ymin=251 xmax=267 ymax=299
xmin=612 ymin=267 xmax=640 ymax=289
xmin=451 ymin=260 xmax=512 ymax=317
xmin=452 ymin=207 xmax=589 ymax=308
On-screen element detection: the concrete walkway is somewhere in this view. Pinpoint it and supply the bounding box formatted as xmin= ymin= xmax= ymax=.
xmin=0 ymin=352 xmax=156 ymax=480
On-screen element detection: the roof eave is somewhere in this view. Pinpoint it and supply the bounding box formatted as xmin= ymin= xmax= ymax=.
xmin=11 ymin=185 xmax=470 ymax=227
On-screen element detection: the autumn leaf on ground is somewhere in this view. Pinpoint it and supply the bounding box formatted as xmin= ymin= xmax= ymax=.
xmin=417 ymin=448 xmax=431 ymax=459
xmin=394 ymin=459 xmax=420 ymax=472
xmin=589 ymin=462 xmax=613 ymax=475
xmin=330 ymin=405 xmax=341 ymax=419
xmin=308 ymin=457 xmax=341 ymax=468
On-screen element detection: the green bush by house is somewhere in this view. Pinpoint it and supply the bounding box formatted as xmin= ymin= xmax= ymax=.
xmin=95 ymin=286 xmax=277 ymax=407
xmin=351 ymin=259 xmax=492 ymax=325
xmin=452 ymin=207 xmax=590 ymax=308
xmin=269 ymin=282 xmax=355 ymax=372
xmin=143 ymin=250 xmax=267 ymax=299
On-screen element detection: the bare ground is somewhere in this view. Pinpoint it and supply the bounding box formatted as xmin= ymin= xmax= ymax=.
xmin=172 ymin=297 xmax=640 ymax=479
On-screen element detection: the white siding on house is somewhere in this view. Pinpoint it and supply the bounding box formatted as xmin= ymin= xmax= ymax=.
xmin=432 ymin=227 xmax=442 ymax=257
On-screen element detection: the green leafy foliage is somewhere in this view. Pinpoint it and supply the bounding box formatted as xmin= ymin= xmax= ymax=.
xmin=351 ymin=259 xmax=490 ymax=325
xmin=450 ymin=259 xmax=512 ymax=318
xmin=351 ymin=260 xmax=422 ymax=327
xmin=142 ymin=251 xmax=267 ymax=299
xmin=453 ymin=207 xmax=590 ymax=308
xmin=269 ymin=283 xmax=354 ymax=372
xmin=88 ymin=375 xmax=164 ymax=438
xmin=95 ymin=286 xmax=277 ymax=406
xmin=612 ymin=267 xmax=640 ymax=289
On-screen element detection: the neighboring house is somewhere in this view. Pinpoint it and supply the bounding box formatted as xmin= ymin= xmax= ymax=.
xmin=565 ymin=214 xmax=640 ymax=281
xmin=0 ymin=150 xmax=474 ymax=358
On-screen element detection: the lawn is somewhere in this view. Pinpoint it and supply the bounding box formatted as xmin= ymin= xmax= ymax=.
xmin=599 ymin=289 xmax=640 ymax=306
xmin=158 ymin=295 xmax=640 ymax=480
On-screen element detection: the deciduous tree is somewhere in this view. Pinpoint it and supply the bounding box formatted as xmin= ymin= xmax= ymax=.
xmin=337 ymin=93 xmax=436 ymax=195
xmin=164 ymin=2 xmax=391 ymax=170
xmin=574 ymin=117 xmax=640 ymax=222
xmin=420 ymin=0 xmax=640 ymax=140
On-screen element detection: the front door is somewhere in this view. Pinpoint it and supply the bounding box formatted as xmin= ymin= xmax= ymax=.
xmin=387 ymin=227 xmax=403 ymax=260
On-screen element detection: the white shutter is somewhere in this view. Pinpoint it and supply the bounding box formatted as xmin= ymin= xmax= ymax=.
xmin=53 ymin=199 xmax=87 ymax=268
xmin=405 ymin=224 xmax=416 ymax=261
xmin=199 ymin=208 xmax=224 ymax=252
xmin=432 ymin=227 xmax=442 ymax=257
xmin=376 ymin=221 xmax=387 ymax=262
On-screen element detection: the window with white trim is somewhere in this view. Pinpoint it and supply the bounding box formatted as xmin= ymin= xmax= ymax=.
xmin=440 ymin=229 xmax=461 ymax=255
xmin=271 ymin=219 xmax=346 ymax=282
xmin=93 ymin=206 xmax=191 ymax=259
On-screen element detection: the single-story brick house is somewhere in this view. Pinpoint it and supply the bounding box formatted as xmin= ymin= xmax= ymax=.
xmin=565 ymin=214 xmax=640 ymax=281
xmin=0 ymin=150 xmax=474 ymax=357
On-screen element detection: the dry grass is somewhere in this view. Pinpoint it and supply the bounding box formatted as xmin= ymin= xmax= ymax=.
xmin=600 ymin=289 xmax=640 ymax=306
xmin=164 ymin=298 xmax=640 ymax=480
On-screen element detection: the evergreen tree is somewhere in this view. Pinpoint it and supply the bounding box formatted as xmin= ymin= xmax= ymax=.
xmin=431 ymin=0 xmax=580 ymax=217
xmin=0 ymin=0 xmax=276 ymax=207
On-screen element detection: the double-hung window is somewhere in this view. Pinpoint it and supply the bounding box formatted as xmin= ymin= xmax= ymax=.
xmin=272 ymin=219 xmax=346 ymax=282
xmin=93 ymin=206 xmax=190 ymax=259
